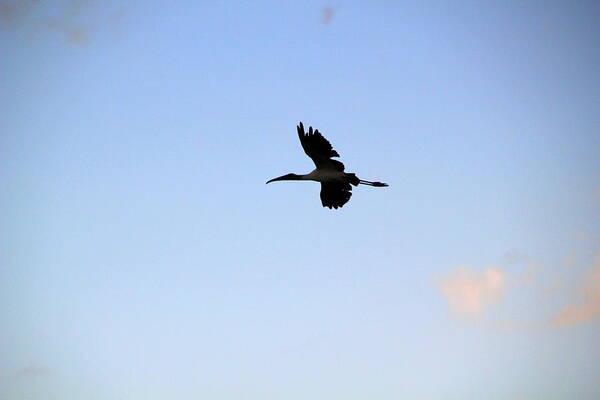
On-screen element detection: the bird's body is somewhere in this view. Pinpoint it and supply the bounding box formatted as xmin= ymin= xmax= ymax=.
xmin=267 ymin=122 xmax=388 ymax=209
xmin=303 ymin=168 xmax=348 ymax=183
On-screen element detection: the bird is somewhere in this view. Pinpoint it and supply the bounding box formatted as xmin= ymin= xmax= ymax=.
xmin=266 ymin=122 xmax=388 ymax=209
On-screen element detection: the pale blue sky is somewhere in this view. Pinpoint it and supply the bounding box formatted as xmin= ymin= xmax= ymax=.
xmin=1 ymin=1 xmax=600 ymax=399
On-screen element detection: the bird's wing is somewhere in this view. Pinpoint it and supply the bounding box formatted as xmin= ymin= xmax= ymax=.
xmin=320 ymin=182 xmax=353 ymax=209
xmin=297 ymin=122 xmax=345 ymax=171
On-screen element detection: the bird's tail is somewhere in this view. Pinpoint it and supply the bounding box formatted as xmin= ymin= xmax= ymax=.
xmin=359 ymin=179 xmax=388 ymax=187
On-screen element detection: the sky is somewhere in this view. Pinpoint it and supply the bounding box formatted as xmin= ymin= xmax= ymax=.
xmin=1 ymin=1 xmax=600 ymax=399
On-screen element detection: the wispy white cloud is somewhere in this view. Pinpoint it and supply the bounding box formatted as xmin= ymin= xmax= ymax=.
xmin=550 ymin=253 xmax=600 ymax=327
xmin=434 ymin=266 xmax=506 ymax=317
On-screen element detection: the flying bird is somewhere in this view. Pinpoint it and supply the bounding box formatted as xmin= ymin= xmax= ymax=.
xmin=267 ymin=122 xmax=388 ymax=209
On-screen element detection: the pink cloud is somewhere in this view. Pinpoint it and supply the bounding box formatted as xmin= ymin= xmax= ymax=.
xmin=435 ymin=266 xmax=506 ymax=317
xmin=550 ymin=253 xmax=600 ymax=327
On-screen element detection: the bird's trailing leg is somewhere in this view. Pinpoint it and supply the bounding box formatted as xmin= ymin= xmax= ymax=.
xmin=359 ymin=179 xmax=388 ymax=187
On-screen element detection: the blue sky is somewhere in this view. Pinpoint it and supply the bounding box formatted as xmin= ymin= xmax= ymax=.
xmin=1 ymin=1 xmax=600 ymax=399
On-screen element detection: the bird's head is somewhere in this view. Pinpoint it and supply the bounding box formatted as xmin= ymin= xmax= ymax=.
xmin=266 ymin=173 xmax=302 ymax=184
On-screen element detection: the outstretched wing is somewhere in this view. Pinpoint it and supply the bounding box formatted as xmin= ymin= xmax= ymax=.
xmin=297 ymin=122 xmax=345 ymax=171
xmin=320 ymin=182 xmax=353 ymax=209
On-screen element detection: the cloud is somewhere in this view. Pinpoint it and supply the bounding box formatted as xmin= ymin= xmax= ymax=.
xmin=0 ymin=0 xmax=123 ymax=45
xmin=434 ymin=266 xmax=506 ymax=317
xmin=45 ymin=19 xmax=90 ymax=45
xmin=42 ymin=0 xmax=94 ymax=45
xmin=14 ymin=363 xmax=52 ymax=379
xmin=550 ymin=253 xmax=600 ymax=327
xmin=0 ymin=0 xmax=34 ymax=27
xmin=320 ymin=6 xmax=338 ymax=25
xmin=435 ymin=249 xmax=600 ymax=329
xmin=0 ymin=2 xmax=17 ymax=25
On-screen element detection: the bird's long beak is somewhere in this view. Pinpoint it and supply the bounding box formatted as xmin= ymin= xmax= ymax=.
xmin=266 ymin=173 xmax=299 ymax=184
xmin=266 ymin=175 xmax=286 ymax=184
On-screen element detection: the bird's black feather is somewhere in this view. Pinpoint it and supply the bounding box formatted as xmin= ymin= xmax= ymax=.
xmin=320 ymin=182 xmax=353 ymax=209
xmin=297 ymin=122 xmax=342 ymax=168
